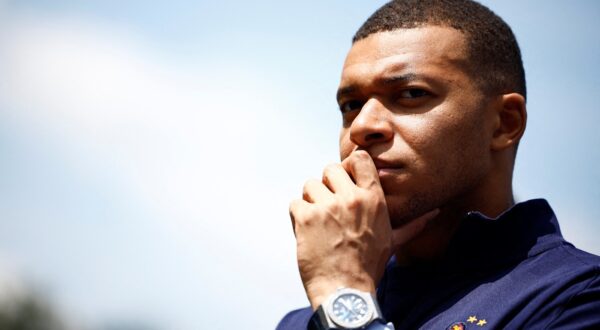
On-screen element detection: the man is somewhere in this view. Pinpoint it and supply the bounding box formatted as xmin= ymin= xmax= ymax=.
xmin=277 ymin=0 xmax=600 ymax=329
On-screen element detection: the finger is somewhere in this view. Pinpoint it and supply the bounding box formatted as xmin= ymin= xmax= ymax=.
xmin=289 ymin=199 xmax=311 ymax=236
xmin=391 ymin=209 xmax=440 ymax=248
xmin=341 ymin=150 xmax=380 ymax=190
xmin=303 ymin=179 xmax=333 ymax=203
xmin=322 ymin=163 xmax=355 ymax=193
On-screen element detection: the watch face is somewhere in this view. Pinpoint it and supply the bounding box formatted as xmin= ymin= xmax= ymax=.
xmin=329 ymin=292 xmax=373 ymax=328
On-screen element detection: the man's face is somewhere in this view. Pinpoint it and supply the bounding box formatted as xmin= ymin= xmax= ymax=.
xmin=338 ymin=26 xmax=497 ymax=226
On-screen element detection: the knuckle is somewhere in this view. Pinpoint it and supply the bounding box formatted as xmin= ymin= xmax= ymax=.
xmin=353 ymin=150 xmax=370 ymax=160
xmin=289 ymin=201 xmax=299 ymax=230
xmin=302 ymin=179 xmax=316 ymax=191
xmin=325 ymin=200 xmax=340 ymax=213
xmin=289 ymin=199 xmax=301 ymax=212
xmin=323 ymin=163 xmax=340 ymax=176
xmin=297 ymin=212 xmax=315 ymax=227
xmin=291 ymin=207 xmax=316 ymax=227
xmin=304 ymin=178 xmax=320 ymax=188
xmin=289 ymin=200 xmax=307 ymax=217
xmin=302 ymin=179 xmax=316 ymax=194
xmin=374 ymin=197 xmax=387 ymax=210
xmin=344 ymin=193 xmax=362 ymax=210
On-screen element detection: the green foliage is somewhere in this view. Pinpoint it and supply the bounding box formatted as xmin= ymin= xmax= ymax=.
xmin=0 ymin=294 xmax=66 ymax=330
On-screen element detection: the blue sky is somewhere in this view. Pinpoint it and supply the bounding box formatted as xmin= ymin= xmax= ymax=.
xmin=0 ymin=1 xmax=598 ymax=328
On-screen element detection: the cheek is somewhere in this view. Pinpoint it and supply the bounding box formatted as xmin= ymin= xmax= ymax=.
xmin=399 ymin=109 xmax=486 ymax=172
xmin=429 ymin=113 xmax=491 ymax=183
xmin=396 ymin=116 xmax=451 ymax=160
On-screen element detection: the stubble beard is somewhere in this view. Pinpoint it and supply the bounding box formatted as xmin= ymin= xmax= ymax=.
xmin=385 ymin=191 xmax=437 ymax=228
xmin=384 ymin=160 xmax=487 ymax=229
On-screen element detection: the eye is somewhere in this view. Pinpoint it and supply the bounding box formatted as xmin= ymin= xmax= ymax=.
xmin=398 ymin=88 xmax=429 ymax=99
xmin=339 ymin=100 xmax=364 ymax=114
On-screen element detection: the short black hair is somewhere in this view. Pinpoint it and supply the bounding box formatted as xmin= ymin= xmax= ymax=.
xmin=354 ymin=0 xmax=526 ymax=100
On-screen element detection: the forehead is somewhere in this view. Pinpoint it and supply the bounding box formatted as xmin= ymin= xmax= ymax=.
xmin=341 ymin=26 xmax=470 ymax=85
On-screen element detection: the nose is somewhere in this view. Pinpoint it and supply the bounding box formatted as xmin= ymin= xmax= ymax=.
xmin=349 ymin=98 xmax=393 ymax=148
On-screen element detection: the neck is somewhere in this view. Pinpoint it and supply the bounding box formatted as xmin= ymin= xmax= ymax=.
xmin=395 ymin=160 xmax=515 ymax=265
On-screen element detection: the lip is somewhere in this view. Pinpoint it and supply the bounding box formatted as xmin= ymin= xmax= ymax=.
xmin=376 ymin=168 xmax=406 ymax=178
xmin=372 ymin=158 xmax=404 ymax=170
xmin=372 ymin=158 xmax=405 ymax=176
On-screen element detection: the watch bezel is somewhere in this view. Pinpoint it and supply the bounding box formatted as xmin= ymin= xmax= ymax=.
xmin=325 ymin=288 xmax=377 ymax=329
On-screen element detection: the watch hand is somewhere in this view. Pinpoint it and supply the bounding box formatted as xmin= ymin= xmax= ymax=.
xmin=341 ymin=298 xmax=356 ymax=317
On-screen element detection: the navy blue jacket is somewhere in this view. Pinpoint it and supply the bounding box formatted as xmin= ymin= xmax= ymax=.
xmin=277 ymin=200 xmax=600 ymax=329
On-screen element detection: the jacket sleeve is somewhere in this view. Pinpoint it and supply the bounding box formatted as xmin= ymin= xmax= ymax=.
xmin=545 ymin=271 xmax=600 ymax=329
xmin=276 ymin=307 xmax=313 ymax=330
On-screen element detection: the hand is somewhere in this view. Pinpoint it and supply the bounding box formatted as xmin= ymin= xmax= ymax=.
xmin=290 ymin=150 xmax=438 ymax=309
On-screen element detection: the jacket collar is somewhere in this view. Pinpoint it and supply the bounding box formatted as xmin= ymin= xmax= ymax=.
xmin=386 ymin=199 xmax=565 ymax=277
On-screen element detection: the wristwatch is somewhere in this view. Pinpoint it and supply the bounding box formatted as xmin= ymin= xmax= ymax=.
xmin=308 ymin=288 xmax=394 ymax=330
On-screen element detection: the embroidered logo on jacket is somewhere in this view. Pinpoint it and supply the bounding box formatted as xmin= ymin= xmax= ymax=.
xmin=447 ymin=322 xmax=466 ymax=330
xmin=447 ymin=315 xmax=487 ymax=329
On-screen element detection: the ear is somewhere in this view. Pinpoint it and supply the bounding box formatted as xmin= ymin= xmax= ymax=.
xmin=491 ymin=93 xmax=527 ymax=151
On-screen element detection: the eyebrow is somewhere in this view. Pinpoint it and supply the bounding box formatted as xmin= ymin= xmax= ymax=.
xmin=379 ymin=73 xmax=418 ymax=86
xmin=336 ymin=73 xmax=419 ymax=102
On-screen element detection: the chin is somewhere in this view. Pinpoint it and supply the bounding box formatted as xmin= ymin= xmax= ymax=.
xmin=385 ymin=192 xmax=437 ymax=228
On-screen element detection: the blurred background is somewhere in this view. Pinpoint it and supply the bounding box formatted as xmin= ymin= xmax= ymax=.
xmin=0 ymin=0 xmax=598 ymax=329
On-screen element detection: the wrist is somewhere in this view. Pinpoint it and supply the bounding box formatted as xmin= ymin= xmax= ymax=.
xmin=308 ymin=287 xmax=392 ymax=330
xmin=306 ymin=277 xmax=376 ymax=310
